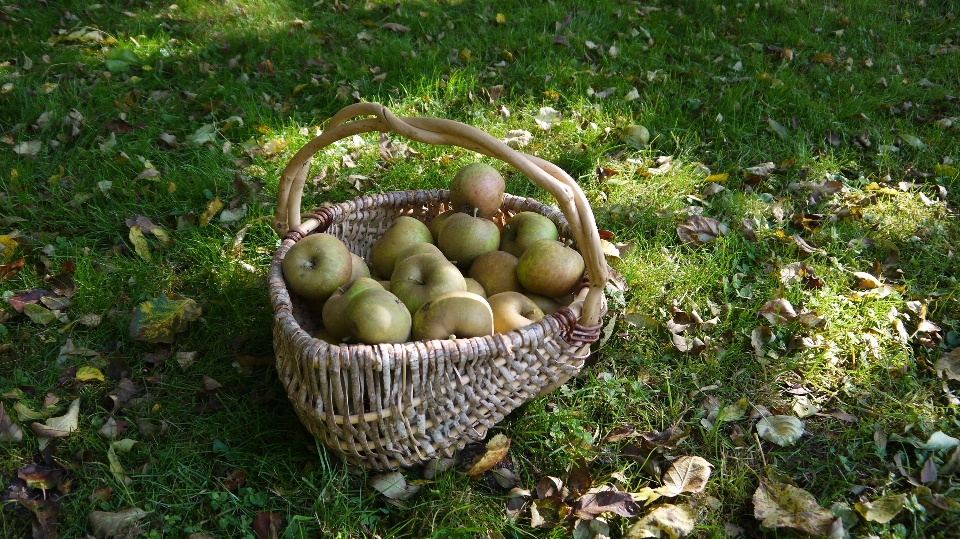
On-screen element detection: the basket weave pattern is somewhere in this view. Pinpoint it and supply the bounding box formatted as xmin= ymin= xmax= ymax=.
xmin=269 ymin=103 xmax=610 ymax=470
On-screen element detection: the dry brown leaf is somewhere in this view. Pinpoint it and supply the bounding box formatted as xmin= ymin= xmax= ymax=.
xmin=656 ymin=456 xmax=714 ymax=497
xmin=677 ymin=216 xmax=728 ymax=246
xmin=753 ymin=480 xmax=834 ymax=535
xmin=758 ymin=298 xmax=798 ymax=326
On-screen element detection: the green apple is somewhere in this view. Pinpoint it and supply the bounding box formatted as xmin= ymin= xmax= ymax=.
xmin=488 ymin=291 xmax=545 ymax=334
xmin=437 ymin=212 xmax=500 ymax=269
xmin=369 ymin=216 xmax=433 ymax=278
xmin=412 ymin=291 xmax=494 ymax=341
xmin=282 ymin=233 xmax=353 ymax=302
xmin=449 ymin=162 xmax=505 ymax=218
xmin=517 ymin=239 xmax=585 ymax=298
xmin=347 ymin=288 xmax=412 ymax=344
xmin=468 ymin=250 xmax=523 ymax=296
xmin=428 ymin=209 xmax=457 ymax=243
xmin=499 ymin=212 xmax=560 ymax=257
xmin=322 ymin=277 xmax=384 ymax=342
xmin=390 ymin=253 xmax=467 ymax=314
xmin=393 ymin=242 xmax=444 ymax=269
xmin=349 ymin=253 xmax=371 ymax=281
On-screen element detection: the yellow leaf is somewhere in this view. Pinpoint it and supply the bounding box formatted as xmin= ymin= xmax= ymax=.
xmin=495 ymin=13 xmax=506 ymax=24
xmin=200 ymin=197 xmax=223 ymax=226
xmin=10 ymin=169 xmax=18 ymax=180
xmin=704 ymin=173 xmax=729 ymax=183
xmin=460 ymin=49 xmax=472 ymax=62
xmin=76 ymin=366 xmax=105 ymax=382
xmin=0 ymin=235 xmax=18 ymax=263
xmin=129 ymin=294 xmax=202 ymax=343
xmin=253 ymin=124 xmax=271 ymax=135
xmin=167 ymin=182 xmax=177 ymax=193
xmin=466 ymin=434 xmax=510 ymax=477
xmin=129 ymin=225 xmax=152 ymax=261
xmin=152 ymin=228 xmax=174 ymax=246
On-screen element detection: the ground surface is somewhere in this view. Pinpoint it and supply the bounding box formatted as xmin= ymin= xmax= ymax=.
xmin=1 ymin=0 xmax=959 ymax=538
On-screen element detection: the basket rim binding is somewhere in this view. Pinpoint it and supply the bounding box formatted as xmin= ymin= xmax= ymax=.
xmin=269 ymin=103 xmax=613 ymax=469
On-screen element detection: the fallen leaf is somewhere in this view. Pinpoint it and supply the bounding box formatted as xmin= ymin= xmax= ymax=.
xmin=107 ymin=439 xmax=139 ymax=485
xmin=920 ymin=431 xmax=960 ymax=452
xmin=0 ymin=258 xmax=25 ymax=281
xmin=0 ymin=402 xmax=24 ymax=442
xmin=369 ymin=471 xmax=419 ymax=500
xmin=758 ymin=298 xmax=798 ymax=326
xmin=13 ymin=140 xmax=42 ymax=157
xmin=756 ymin=415 xmax=803 ymax=446
xmin=766 ymin=117 xmax=789 ymax=139
xmin=253 ymin=512 xmax=283 ymax=539
xmin=466 ymin=434 xmax=511 ymax=477
xmin=535 ymin=107 xmax=562 ymax=130
xmin=936 ymin=348 xmax=960 ymax=381
xmin=810 ymin=53 xmax=835 ymax=67
xmin=200 ymin=197 xmax=224 ymax=226
xmin=656 ymin=456 xmax=713 ymax=497
xmin=24 ymin=303 xmax=58 ymax=325
xmin=383 ymin=22 xmax=410 ymax=32
xmin=625 ymin=125 xmax=650 ymax=148
xmin=128 ymin=226 xmax=152 ymax=261
xmin=31 ymin=398 xmax=80 ymax=449
xmin=88 ymin=507 xmax=150 ymax=538
xmin=129 ymin=295 xmax=202 ymax=343
xmin=530 ymin=496 xmax=569 ymax=528
xmin=753 ymin=480 xmax=834 ymax=535
xmin=677 ymin=216 xmax=727 ymax=246
xmin=573 ymin=486 xmax=641 ymax=519
xmin=855 ymin=493 xmax=907 ymax=524
xmin=625 ymin=503 xmax=696 ymax=539
xmin=76 ymin=366 xmax=104 ymax=382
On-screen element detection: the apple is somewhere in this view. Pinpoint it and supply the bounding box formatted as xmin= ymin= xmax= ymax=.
xmin=437 ymin=212 xmax=500 ymax=269
xmin=412 ymin=291 xmax=494 ymax=341
xmin=525 ymin=293 xmax=565 ymax=315
xmin=349 ymin=253 xmax=371 ymax=281
xmin=449 ymin=162 xmax=505 ymax=218
xmin=464 ymin=278 xmax=487 ymax=298
xmin=322 ymin=277 xmax=384 ymax=342
xmin=282 ymin=233 xmax=353 ymax=302
xmin=394 ymin=242 xmax=444 ymax=268
xmin=499 ymin=212 xmax=559 ymax=257
xmin=390 ymin=252 xmax=467 ymax=314
xmin=369 ymin=216 xmax=433 ymax=278
xmin=487 ymin=291 xmax=545 ymax=334
xmin=468 ymin=250 xmax=523 ymax=296
xmin=428 ymin=209 xmax=457 ymax=243
xmin=517 ymin=239 xmax=585 ymax=298
xmin=347 ymin=288 xmax=412 ymax=344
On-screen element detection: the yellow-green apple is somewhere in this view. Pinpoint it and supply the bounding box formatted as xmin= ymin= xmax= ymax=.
xmin=412 ymin=291 xmax=494 ymax=341
xmin=282 ymin=233 xmax=353 ymax=302
xmin=437 ymin=212 xmax=500 ymax=269
xmin=517 ymin=239 xmax=585 ymax=298
xmin=390 ymin=253 xmax=467 ymax=314
xmin=322 ymin=278 xmax=384 ymax=342
xmin=428 ymin=209 xmax=457 ymax=243
xmin=369 ymin=216 xmax=433 ymax=278
xmin=499 ymin=212 xmax=560 ymax=257
xmin=487 ymin=291 xmax=545 ymax=333
xmin=346 ymin=288 xmax=411 ymax=344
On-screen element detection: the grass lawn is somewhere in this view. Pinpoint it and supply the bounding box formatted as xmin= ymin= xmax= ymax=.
xmin=2 ymin=0 xmax=960 ymax=537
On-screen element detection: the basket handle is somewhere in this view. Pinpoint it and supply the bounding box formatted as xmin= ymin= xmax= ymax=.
xmin=272 ymin=102 xmax=608 ymax=328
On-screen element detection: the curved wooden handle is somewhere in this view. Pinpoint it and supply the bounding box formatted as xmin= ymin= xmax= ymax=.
xmin=272 ymin=103 xmax=608 ymax=327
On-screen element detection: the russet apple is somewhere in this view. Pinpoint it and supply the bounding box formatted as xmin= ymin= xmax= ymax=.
xmin=517 ymin=239 xmax=585 ymax=298
xmin=321 ymin=277 xmax=384 ymax=342
xmin=468 ymin=250 xmax=524 ymax=296
xmin=449 ymin=163 xmax=505 ymax=218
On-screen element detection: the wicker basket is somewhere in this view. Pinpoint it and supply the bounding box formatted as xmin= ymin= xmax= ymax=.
xmin=269 ymin=103 xmax=611 ymax=470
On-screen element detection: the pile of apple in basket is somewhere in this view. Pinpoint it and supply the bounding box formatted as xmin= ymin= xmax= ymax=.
xmin=283 ymin=163 xmax=585 ymax=345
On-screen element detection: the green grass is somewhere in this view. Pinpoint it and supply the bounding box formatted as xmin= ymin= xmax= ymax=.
xmin=2 ymin=0 xmax=960 ymax=537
